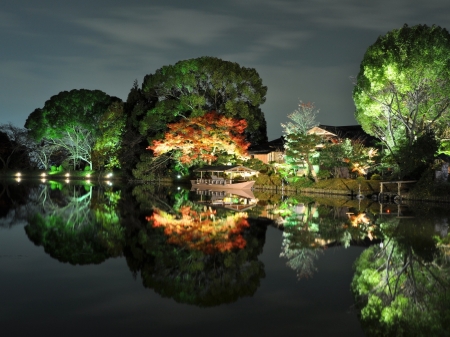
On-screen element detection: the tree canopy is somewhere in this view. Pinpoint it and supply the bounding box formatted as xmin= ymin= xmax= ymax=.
xmin=353 ymin=24 xmax=450 ymax=155
xmin=148 ymin=111 xmax=250 ymax=166
xmin=282 ymin=101 xmax=321 ymax=182
xmin=25 ymin=89 xmax=121 ymax=169
xmin=131 ymin=56 xmax=268 ymax=144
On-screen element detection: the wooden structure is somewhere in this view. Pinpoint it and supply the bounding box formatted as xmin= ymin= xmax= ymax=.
xmin=378 ymin=181 xmax=417 ymax=202
xmin=192 ymin=188 xmax=258 ymax=211
xmin=191 ymin=165 xmax=258 ymax=190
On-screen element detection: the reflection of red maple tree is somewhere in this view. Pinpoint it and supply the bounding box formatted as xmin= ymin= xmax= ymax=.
xmin=146 ymin=206 xmax=249 ymax=253
xmin=147 ymin=111 xmax=250 ymax=164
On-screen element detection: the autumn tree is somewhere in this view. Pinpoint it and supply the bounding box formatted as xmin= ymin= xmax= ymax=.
xmin=353 ymin=24 xmax=450 ymax=161
xmin=25 ymin=89 xmax=121 ymax=170
xmin=129 ymin=56 xmax=268 ymax=145
xmin=148 ymin=111 xmax=250 ymax=167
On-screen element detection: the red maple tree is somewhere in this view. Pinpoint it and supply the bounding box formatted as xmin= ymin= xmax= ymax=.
xmin=147 ymin=111 xmax=250 ymax=164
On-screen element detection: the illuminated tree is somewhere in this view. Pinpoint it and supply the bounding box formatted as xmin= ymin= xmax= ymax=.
xmin=285 ymin=132 xmax=321 ymax=183
xmin=131 ymin=56 xmax=268 ymax=144
xmin=353 ymin=24 xmax=450 ymax=157
xmin=148 ymin=111 xmax=250 ymax=166
xmin=92 ymin=101 xmax=126 ymax=169
xmin=281 ymin=101 xmax=319 ymax=135
xmin=25 ymin=89 xmax=121 ymax=170
xmin=282 ymin=102 xmax=321 ymax=182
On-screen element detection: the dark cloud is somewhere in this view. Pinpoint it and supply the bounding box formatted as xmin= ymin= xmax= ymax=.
xmin=1 ymin=0 xmax=449 ymax=139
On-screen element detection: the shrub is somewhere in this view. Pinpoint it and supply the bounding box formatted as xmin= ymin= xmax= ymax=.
xmin=356 ymin=176 xmax=366 ymax=183
xmin=317 ymin=170 xmax=331 ymax=180
xmin=370 ymin=174 xmax=381 ymax=180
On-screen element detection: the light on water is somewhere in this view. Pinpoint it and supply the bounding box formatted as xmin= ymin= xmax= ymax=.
xmin=0 ymin=180 xmax=449 ymax=337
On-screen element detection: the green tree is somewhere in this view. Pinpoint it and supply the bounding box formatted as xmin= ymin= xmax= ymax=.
xmin=92 ymin=101 xmax=126 ymax=170
xmin=25 ymin=89 xmax=121 ymax=170
xmin=353 ymin=24 xmax=450 ymax=159
xmin=131 ymin=56 xmax=268 ymax=145
xmin=282 ymin=101 xmax=321 ymax=182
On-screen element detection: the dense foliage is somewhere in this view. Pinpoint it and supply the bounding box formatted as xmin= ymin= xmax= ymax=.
xmin=148 ymin=111 xmax=250 ymax=168
xmin=130 ymin=56 xmax=268 ymax=145
xmin=353 ymin=24 xmax=450 ymax=174
xmin=25 ymin=89 xmax=121 ymax=170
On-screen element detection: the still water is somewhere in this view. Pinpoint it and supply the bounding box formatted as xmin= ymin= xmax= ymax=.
xmin=0 ymin=179 xmax=448 ymax=337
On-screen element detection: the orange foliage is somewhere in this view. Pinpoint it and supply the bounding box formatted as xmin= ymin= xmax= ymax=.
xmin=148 ymin=111 xmax=250 ymax=164
xmin=146 ymin=206 xmax=250 ymax=254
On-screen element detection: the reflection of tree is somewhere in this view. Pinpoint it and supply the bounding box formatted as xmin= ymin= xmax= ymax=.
xmin=0 ymin=181 xmax=35 ymax=228
xmin=125 ymin=217 xmax=266 ymax=307
xmin=24 ymin=183 xmax=124 ymax=265
xmin=352 ymin=215 xmax=450 ymax=336
xmin=123 ymin=186 xmax=267 ymax=306
xmin=277 ymin=199 xmax=380 ymax=279
xmin=148 ymin=207 xmax=249 ymax=253
xmin=279 ymin=202 xmax=323 ymax=279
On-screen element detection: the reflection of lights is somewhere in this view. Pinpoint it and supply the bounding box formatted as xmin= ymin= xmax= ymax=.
xmin=41 ymin=178 xmax=46 ymax=183
xmin=177 ymin=186 xmax=181 ymax=190
xmin=65 ymin=179 xmax=70 ymax=183
xmin=106 ymin=181 xmax=112 ymax=186
xmin=15 ymin=178 xmax=21 ymax=182
xmin=177 ymin=175 xmax=181 ymax=179
xmin=348 ymin=213 xmax=371 ymax=226
xmin=86 ymin=179 xmax=91 ymax=184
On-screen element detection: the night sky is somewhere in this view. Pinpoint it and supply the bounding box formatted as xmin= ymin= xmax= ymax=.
xmin=2 ymin=0 xmax=449 ymax=141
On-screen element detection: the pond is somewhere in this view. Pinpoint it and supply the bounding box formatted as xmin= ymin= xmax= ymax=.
xmin=0 ymin=179 xmax=449 ymax=337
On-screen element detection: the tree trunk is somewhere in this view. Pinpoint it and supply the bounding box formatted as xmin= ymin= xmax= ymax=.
xmin=305 ymin=157 xmax=318 ymax=183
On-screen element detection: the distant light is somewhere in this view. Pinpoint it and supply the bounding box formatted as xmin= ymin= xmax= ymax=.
xmin=15 ymin=172 xmax=21 ymax=177
xmin=86 ymin=174 xmax=91 ymax=178
xmin=177 ymin=186 xmax=181 ymax=190
xmin=65 ymin=173 xmax=70 ymax=177
xmin=41 ymin=172 xmax=46 ymax=177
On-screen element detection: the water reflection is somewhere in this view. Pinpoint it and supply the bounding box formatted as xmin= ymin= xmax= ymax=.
xmin=23 ymin=181 xmax=124 ymax=264
xmin=351 ymin=206 xmax=450 ymax=336
xmin=124 ymin=185 xmax=267 ymax=307
xmin=273 ymin=197 xmax=380 ymax=279
xmin=2 ymin=179 xmax=450 ymax=331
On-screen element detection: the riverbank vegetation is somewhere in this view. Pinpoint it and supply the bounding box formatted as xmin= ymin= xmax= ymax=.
xmin=2 ymin=25 xmax=450 ymax=200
